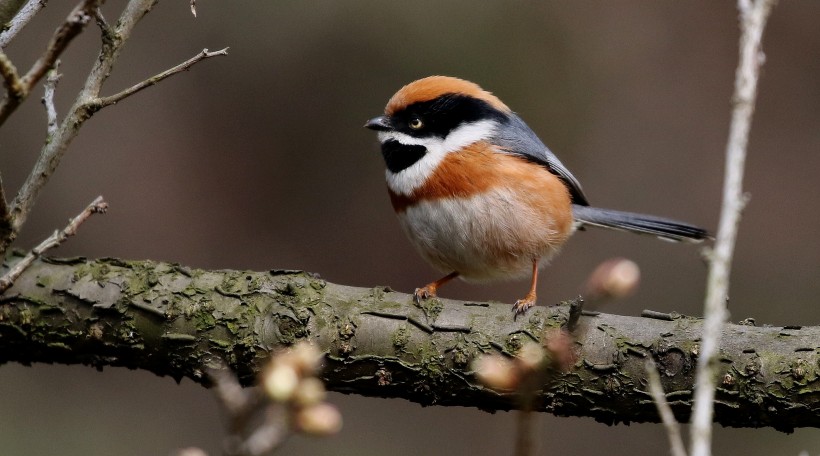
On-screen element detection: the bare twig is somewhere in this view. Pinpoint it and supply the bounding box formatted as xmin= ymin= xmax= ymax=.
xmin=690 ymin=1 xmax=776 ymax=456
xmin=0 ymin=50 xmax=25 ymax=99
xmin=514 ymin=409 xmax=534 ymax=456
xmin=0 ymin=2 xmax=225 ymax=257
xmin=8 ymin=0 xmax=157 ymax=235
xmin=190 ymin=0 xmax=197 ymax=17
xmin=41 ymin=61 xmax=61 ymax=138
xmin=0 ymin=195 xmax=107 ymax=293
xmin=0 ymin=171 xmax=9 ymax=225
xmin=94 ymin=47 xmax=229 ymax=109
xmin=646 ymin=360 xmax=687 ymax=456
xmin=0 ymin=0 xmax=103 ymax=127
xmin=93 ymin=7 xmax=112 ymax=38
xmin=0 ymin=0 xmax=48 ymax=49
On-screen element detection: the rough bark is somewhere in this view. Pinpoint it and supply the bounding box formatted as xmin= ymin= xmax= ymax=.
xmin=0 ymin=255 xmax=817 ymax=432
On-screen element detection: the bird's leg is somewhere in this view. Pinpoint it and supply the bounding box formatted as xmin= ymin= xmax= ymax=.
xmin=512 ymin=259 xmax=539 ymax=317
xmin=414 ymin=271 xmax=459 ymax=303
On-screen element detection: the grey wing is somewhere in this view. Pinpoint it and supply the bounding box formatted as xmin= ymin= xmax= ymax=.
xmin=493 ymin=113 xmax=589 ymax=206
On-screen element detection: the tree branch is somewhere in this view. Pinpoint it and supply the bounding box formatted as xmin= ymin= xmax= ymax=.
xmin=41 ymin=61 xmax=60 ymax=138
xmin=5 ymin=0 xmax=224 ymax=252
xmin=0 ymin=196 xmax=106 ymax=293
xmin=0 ymin=0 xmax=103 ymax=127
xmin=0 ymin=257 xmax=817 ymax=431
xmin=647 ymin=359 xmax=687 ymax=456
xmin=0 ymin=0 xmax=48 ymax=49
xmin=691 ymin=1 xmax=776 ymax=454
xmin=0 ymin=49 xmax=24 ymax=98
xmin=94 ymin=47 xmax=229 ymax=109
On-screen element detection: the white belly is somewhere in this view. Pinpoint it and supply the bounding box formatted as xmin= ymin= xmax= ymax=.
xmin=396 ymin=189 xmax=567 ymax=282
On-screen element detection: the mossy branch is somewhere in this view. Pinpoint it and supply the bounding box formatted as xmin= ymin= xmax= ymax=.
xmin=0 ymin=256 xmax=818 ymax=432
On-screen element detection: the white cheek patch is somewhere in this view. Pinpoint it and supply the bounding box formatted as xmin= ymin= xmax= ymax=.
xmin=382 ymin=119 xmax=499 ymax=196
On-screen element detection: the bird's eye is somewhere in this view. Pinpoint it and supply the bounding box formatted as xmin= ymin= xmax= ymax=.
xmin=408 ymin=118 xmax=423 ymax=130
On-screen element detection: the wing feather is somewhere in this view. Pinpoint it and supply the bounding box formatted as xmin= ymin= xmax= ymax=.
xmin=492 ymin=114 xmax=589 ymax=206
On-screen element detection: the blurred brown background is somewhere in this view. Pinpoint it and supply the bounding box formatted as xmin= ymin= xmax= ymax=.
xmin=1 ymin=1 xmax=819 ymax=455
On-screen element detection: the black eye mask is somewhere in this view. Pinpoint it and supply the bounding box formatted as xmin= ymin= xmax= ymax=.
xmin=391 ymin=93 xmax=507 ymax=138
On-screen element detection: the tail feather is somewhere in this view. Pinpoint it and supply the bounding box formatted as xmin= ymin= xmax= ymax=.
xmin=572 ymin=205 xmax=709 ymax=243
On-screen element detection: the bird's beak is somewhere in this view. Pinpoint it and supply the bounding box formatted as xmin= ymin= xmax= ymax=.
xmin=364 ymin=116 xmax=392 ymax=131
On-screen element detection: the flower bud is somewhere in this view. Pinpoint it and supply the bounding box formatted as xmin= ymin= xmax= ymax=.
xmin=295 ymin=403 xmax=343 ymax=436
xmin=263 ymin=363 xmax=299 ymax=402
xmin=293 ymin=377 xmax=327 ymax=406
xmin=472 ymin=354 xmax=519 ymax=391
xmin=176 ymin=448 xmax=208 ymax=456
xmin=584 ymin=258 xmax=640 ymax=300
xmin=516 ymin=342 xmax=546 ymax=372
xmin=279 ymin=342 xmax=323 ymax=376
xmin=544 ymin=330 xmax=576 ymax=372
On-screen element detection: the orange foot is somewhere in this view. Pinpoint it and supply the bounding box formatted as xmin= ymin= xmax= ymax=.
xmin=512 ymin=293 xmax=537 ymax=318
xmin=413 ymin=272 xmax=459 ymax=304
xmin=413 ymin=285 xmax=437 ymax=304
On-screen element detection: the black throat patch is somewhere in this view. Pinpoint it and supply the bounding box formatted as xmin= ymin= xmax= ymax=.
xmin=381 ymin=139 xmax=427 ymax=173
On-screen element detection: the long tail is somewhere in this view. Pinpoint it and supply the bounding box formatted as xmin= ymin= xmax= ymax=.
xmin=572 ymin=205 xmax=710 ymax=243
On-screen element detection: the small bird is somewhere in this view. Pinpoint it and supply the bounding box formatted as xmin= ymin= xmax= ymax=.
xmin=365 ymin=76 xmax=708 ymax=315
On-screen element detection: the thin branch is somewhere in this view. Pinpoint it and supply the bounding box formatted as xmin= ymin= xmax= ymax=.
xmin=8 ymin=0 xmax=156 ymax=235
xmin=94 ymin=47 xmax=229 ymax=109
xmin=41 ymin=61 xmax=61 ymax=138
xmin=190 ymin=0 xmax=197 ymax=17
xmin=690 ymin=1 xmax=776 ymax=456
xmin=0 ymin=0 xmax=48 ymax=49
xmin=514 ymin=409 xmax=534 ymax=456
xmin=0 ymin=0 xmax=103 ymax=127
xmin=0 ymin=50 xmax=25 ymax=99
xmin=646 ymin=360 xmax=687 ymax=456
xmin=92 ymin=7 xmax=116 ymax=49
xmin=0 ymin=171 xmax=9 ymax=225
xmin=0 ymin=196 xmax=106 ymax=293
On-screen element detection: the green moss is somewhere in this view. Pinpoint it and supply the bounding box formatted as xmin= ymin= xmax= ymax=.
xmin=415 ymin=297 xmax=443 ymax=321
xmin=449 ymin=343 xmax=471 ymax=367
xmin=46 ymin=342 xmax=70 ymax=350
xmin=276 ymin=280 xmax=300 ymax=297
xmin=413 ymin=344 xmax=450 ymax=399
xmin=392 ymin=325 xmax=410 ymax=351
xmin=246 ymin=275 xmax=264 ymax=292
xmin=293 ymin=307 xmax=311 ymax=323
xmin=505 ymin=333 xmax=523 ymax=353
xmin=219 ymin=273 xmax=243 ymax=294
xmin=277 ymin=314 xmax=309 ymax=344
xmin=19 ymin=308 xmax=32 ymax=325
xmin=209 ymin=338 xmax=232 ymax=348
xmin=225 ymin=321 xmax=240 ymax=334
xmin=194 ymin=312 xmax=216 ymax=331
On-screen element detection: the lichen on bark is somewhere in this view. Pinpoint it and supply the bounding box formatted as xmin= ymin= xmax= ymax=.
xmin=1 ymin=255 xmax=820 ymax=431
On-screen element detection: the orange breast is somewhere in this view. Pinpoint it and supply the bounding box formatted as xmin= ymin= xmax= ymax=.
xmin=389 ymin=143 xmax=575 ymax=280
xmin=389 ymin=141 xmax=571 ymax=218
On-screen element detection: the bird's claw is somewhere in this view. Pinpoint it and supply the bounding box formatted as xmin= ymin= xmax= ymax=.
xmin=512 ymin=296 xmax=536 ymax=318
xmin=413 ymin=286 xmax=436 ymax=304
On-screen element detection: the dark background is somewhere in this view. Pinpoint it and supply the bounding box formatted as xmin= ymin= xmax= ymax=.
xmin=1 ymin=1 xmax=819 ymax=455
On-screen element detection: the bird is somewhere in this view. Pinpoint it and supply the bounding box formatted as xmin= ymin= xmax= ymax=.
xmin=364 ymin=76 xmax=709 ymax=316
